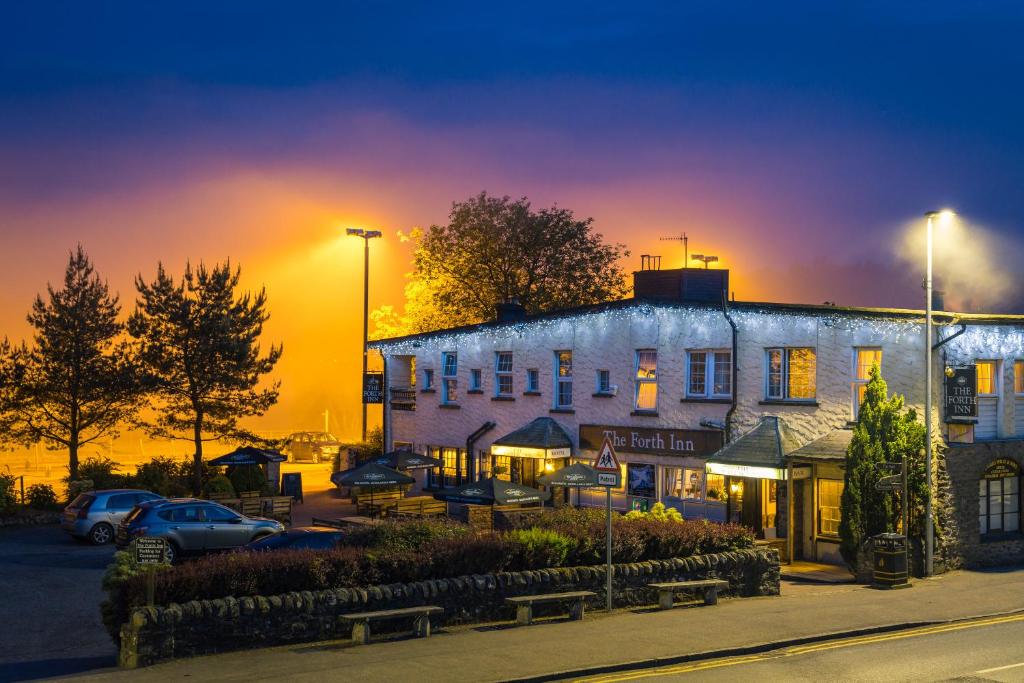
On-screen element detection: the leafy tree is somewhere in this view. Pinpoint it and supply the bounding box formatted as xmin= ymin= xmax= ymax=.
xmin=129 ymin=262 xmax=282 ymax=495
xmin=839 ymin=365 xmax=925 ymax=567
xmin=0 ymin=247 xmax=138 ymax=480
xmin=371 ymin=193 xmax=630 ymax=337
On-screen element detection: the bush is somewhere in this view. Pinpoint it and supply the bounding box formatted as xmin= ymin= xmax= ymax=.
xmin=66 ymin=479 xmax=95 ymax=502
xmin=204 ymin=474 xmax=236 ymax=499
xmin=505 ymin=528 xmax=576 ymax=570
xmin=339 ymin=518 xmax=470 ymax=553
xmin=132 ymin=456 xmax=191 ymax=497
xmin=0 ymin=472 xmax=17 ymax=515
xmin=25 ymin=483 xmax=59 ymax=509
xmin=228 ymin=465 xmax=270 ymax=495
xmin=73 ymin=456 xmax=124 ymax=491
xmin=625 ymin=501 xmax=683 ymax=522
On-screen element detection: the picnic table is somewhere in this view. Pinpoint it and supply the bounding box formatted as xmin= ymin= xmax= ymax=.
xmin=219 ymin=495 xmax=294 ymax=520
xmin=364 ymin=495 xmax=445 ymax=518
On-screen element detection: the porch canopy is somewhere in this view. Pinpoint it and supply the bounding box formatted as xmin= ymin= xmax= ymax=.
xmin=372 ymin=449 xmax=443 ymax=470
xmin=705 ymin=416 xmax=802 ymax=481
xmin=490 ymin=417 xmax=573 ymax=460
xmin=787 ymin=429 xmax=853 ymax=464
xmin=433 ymin=476 xmax=550 ymax=505
xmin=208 ymin=447 xmax=286 ymax=467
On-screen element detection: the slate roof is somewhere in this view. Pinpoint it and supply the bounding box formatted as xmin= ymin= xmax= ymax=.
xmin=706 ymin=416 xmax=803 ymax=469
xmin=787 ymin=429 xmax=853 ymax=462
xmin=491 ymin=417 xmax=574 ymax=450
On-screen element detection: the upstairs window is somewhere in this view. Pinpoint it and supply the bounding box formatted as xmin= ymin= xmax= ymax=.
xmin=975 ymin=360 xmax=1000 ymax=440
xmin=634 ymin=349 xmax=658 ymax=411
xmin=977 ymin=360 xmax=998 ymax=396
xmin=441 ymin=352 xmax=458 ymax=404
xmin=469 ymin=369 xmax=482 ymax=392
xmin=554 ymin=351 xmax=573 ymax=408
xmin=422 ymin=369 xmax=434 ymax=390
xmin=852 ymin=348 xmax=882 ymax=418
xmin=596 ymin=369 xmax=611 ymax=394
xmin=495 ymin=352 xmax=513 ymax=396
xmin=766 ymin=348 xmax=817 ymax=401
xmin=687 ymin=350 xmax=731 ymax=398
xmin=526 ymin=368 xmax=540 ymax=394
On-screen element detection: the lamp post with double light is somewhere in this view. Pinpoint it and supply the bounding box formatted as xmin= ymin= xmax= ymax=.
xmin=347 ymin=228 xmax=382 ymax=442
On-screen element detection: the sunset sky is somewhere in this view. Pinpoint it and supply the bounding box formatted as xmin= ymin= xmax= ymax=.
xmin=2 ymin=3 xmax=1024 ymax=444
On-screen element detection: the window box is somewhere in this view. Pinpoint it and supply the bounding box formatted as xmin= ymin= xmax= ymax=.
xmin=592 ymin=392 xmax=616 ymax=398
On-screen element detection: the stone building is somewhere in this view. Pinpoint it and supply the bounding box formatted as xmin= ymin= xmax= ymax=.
xmin=370 ymin=265 xmax=1024 ymax=568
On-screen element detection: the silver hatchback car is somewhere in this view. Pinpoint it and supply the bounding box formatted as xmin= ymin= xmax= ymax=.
xmin=62 ymin=489 xmax=165 ymax=545
xmin=116 ymin=499 xmax=284 ymax=563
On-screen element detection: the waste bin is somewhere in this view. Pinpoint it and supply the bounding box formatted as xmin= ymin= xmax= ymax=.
xmin=872 ymin=533 xmax=909 ymax=589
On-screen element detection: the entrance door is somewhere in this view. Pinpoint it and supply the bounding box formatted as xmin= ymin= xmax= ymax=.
xmin=792 ymin=481 xmax=805 ymax=561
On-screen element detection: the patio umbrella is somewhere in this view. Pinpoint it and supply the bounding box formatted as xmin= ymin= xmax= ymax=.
xmin=538 ymin=462 xmax=601 ymax=488
xmin=372 ymin=449 xmax=442 ymax=470
xmin=331 ymin=462 xmax=415 ymax=514
xmin=208 ymin=446 xmax=287 ymax=467
xmin=432 ymin=476 xmax=550 ymax=505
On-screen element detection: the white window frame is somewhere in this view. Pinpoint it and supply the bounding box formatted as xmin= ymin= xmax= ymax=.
xmin=441 ymin=352 xmax=458 ymax=404
xmin=851 ymin=347 xmax=883 ymax=419
xmin=554 ymin=351 xmax=573 ymax=408
xmin=596 ymin=369 xmax=611 ymax=394
xmin=495 ymin=352 xmax=513 ymax=396
xmin=634 ymin=349 xmax=658 ymax=411
xmin=686 ymin=349 xmax=732 ymax=399
xmin=765 ymin=347 xmax=817 ymax=401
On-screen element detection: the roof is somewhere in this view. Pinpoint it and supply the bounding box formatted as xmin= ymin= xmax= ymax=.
xmin=706 ymin=416 xmax=803 ymax=469
xmin=492 ymin=417 xmax=574 ymax=450
xmin=788 ymin=429 xmax=853 ymax=462
xmin=369 ymin=296 xmax=1024 ymax=350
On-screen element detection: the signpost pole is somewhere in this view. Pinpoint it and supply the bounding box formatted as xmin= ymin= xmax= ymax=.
xmin=146 ymin=566 xmax=156 ymax=607
xmin=606 ymin=486 xmax=612 ymax=612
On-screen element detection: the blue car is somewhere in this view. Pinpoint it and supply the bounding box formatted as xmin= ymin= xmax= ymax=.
xmin=62 ymin=489 xmax=164 ymax=545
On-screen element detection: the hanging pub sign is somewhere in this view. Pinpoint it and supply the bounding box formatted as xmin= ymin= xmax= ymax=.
xmin=983 ymin=458 xmax=1021 ymax=480
xmin=943 ymin=365 xmax=977 ymax=421
xmin=362 ymin=372 xmax=384 ymax=404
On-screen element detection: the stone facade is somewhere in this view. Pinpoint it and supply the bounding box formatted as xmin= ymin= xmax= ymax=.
xmin=119 ymin=548 xmax=779 ymax=668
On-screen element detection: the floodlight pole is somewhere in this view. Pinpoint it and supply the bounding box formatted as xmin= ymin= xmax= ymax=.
xmin=347 ymin=228 xmax=382 ymax=443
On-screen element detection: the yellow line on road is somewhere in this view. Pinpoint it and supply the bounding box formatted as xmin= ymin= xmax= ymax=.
xmin=574 ymin=613 xmax=1024 ymax=683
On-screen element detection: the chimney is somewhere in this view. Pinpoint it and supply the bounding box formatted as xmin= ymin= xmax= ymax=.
xmin=633 ymin=265 xmax=729 ymax=305
xmin=495 ymin=297 xmax=527 ymax=322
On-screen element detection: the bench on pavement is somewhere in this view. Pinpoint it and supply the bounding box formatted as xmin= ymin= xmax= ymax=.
xmin=387 ymin=496 xmax=448 ymax=518
xmin=505 ymin=591 xmax=596 ymax=626
xmin=647 ymin=579 xmax=729 ymax=610
xmin=339 ymin=606 xmax=443 ymax=644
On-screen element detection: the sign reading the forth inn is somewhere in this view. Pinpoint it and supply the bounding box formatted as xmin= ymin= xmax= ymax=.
xmin=578 ymin=425 xmax=722 ymax=457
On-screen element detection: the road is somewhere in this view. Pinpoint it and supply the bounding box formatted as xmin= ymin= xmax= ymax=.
xmin=0 ymin=525 xmax=117 ymax=682
xmin=575 ymin=612 xmax=1024 ymax=682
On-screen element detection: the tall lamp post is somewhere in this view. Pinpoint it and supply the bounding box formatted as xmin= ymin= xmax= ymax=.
xmin=923 ymin=209 xmax=955 ymax=577
xmin=347 ymin=228 xmax=382 ymax=443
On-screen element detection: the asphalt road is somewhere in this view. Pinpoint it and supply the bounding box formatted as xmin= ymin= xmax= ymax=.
xmin=0 ymin=525 xmax=117 ymax=682
xmin=576 ymin=612 xmax=1024 ymax=682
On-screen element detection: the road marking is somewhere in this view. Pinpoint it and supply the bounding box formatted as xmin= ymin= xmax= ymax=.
xmin=575 ymin=613 xmax=1024 ymax=683
xmin=977 ymin=661 xmax=1024 ymax=674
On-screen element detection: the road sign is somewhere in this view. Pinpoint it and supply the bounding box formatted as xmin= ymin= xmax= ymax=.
xmin=133 ymin=536 xmax=167 ymax=565
xmin=875 ymin=475 xmax=904 ymax=491
xmin=597 ymin=471 xmax=621 ymax=487
xmin=593 ymin=436 xmax=621 ymax=472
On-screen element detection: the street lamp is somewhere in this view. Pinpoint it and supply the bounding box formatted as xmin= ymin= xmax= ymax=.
xmin=691 ymin=254 xmax=719 ymax=269
xmin=347 ymin=228 xmax=383 ymax=442
xmin=923 ymin=209 xmax=955 ymax=577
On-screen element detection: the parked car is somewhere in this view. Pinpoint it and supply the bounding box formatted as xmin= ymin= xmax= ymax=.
xmin=62 ymin=489 xmax=164 ymax=545
xmin=283 ymin=431 xmax=342 ymax=464
xmin=116 ymin=498 xmax=284 ymax=563
xmin=242 ymin=526 xmax=348 ymax=552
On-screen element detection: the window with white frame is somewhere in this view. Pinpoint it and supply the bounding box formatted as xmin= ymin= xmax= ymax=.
xmin=634 ymin=349 xmax=658 ymax=411
xmin=495 ymin=352 xmax=513 ymax=396
xmin=441 ymin=352 xmax=458 ymax=404
xmin=469 ymin=369 xmax=482 ymax=391
xmin=1015 ymin=361 xmax=1024 ymax=437
xmin=526 ymin=368 xmax=540 ymax=393
xmin=976 ymin=360 xmax=999 ymax=440
xmin=852 ymin=348 xmax=882 ymax=418
xmin=554 ymin=351 xmax=573 ymax=408
xmin=422 ymin=368 xmax=434 ymax=390
xmin=980 ymin=474 xmax=1020 ymax=537
xmin=818 ymin=479 xmax=844 ymax=537
xmin=687 ymin=350 xmax=732 ymax=398
xmin=765 ymin=348 xmax=817 ymax=401
xmin=596 ymin=369 xmax=611 ymax=394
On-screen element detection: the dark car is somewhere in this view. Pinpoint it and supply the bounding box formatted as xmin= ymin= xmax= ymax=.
xmin=242 ymin=526 xmax=347 ymax=552
xmin=116 ymin=498 xmax=283 ymax=562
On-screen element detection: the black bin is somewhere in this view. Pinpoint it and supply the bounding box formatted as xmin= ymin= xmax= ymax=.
xmin=872 ymin=533 xmax=908 ymax=588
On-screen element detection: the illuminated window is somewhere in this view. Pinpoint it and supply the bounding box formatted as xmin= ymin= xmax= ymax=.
xmin=441 ymin=447 xmax=463 ymax=487
xmin=980 ymin=475 xmax=1020 ymax=536
xmin=766 ymin=348 xmax=816 ymax=401
xmin=441 ymin=352 xmax=457 ymax=404
xmin=663 ymin=467 xmax=707 ymax=500
xmin=554 ymin=352 xmax=572 ymax=408
xmin=976 ymin=361 xmax=998 ymax=396
xmin=634 ymin=350 xmax=658 ymax=411
xmin=817 ymin=479 xmax=843 ymax=537
xmin=495 ymin=352 xmax=513 ymax=396
xmin=1016 ymin=361 xmax=1024 ymax=395
xmin=852 ymin=348 xmax=882 ymax=418
xmin=705 ymin=474 xmax=725 ymax=501
xmin=687 ymin=350 xmax=732 ymax=398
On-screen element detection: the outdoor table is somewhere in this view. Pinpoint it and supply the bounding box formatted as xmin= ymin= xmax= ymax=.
xmin=260 ymin=496 xmax=294 ymax=515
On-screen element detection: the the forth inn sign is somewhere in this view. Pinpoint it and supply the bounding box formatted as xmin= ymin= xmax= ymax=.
xmin=578 ymin=425 xmax=722 ymax=457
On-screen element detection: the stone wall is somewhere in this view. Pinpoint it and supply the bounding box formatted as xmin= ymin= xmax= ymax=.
xmin=119 ymin=547 xmax=779 ymax=668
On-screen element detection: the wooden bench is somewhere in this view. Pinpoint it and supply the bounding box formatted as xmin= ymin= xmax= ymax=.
xmin=505 ymin=591 xmax=596 ymax=626
xmin=312 ymin=516 xmax=381 ymax=529
xmin=387 ymin=496 xmax=448 ymax=518
xmin=355 ymin=489 xmax=403 ymax=516
xmin=339 ymin=606 xmax=443 ymax=644
xmin=267 ymin=496 xmax=292 ymax=525
xmin=647 ymin=579 xmax=729 ymax=610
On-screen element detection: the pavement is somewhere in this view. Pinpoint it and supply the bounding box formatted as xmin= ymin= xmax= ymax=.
xmin=58 ymin=566 xmax=1024 ymax=683
xmin=280 ymin=462 xmax=355 ymax=526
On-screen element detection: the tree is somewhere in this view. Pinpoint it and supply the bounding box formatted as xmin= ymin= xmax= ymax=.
xmin=371 ymin=193 xmax=630 ymax=337
xmin=0 ymin=247 xmax=138 ymax=480
xmin=839 ymin=365 xmax=925 ymax=567
xmin=129 ymin=262 xmax=282 ymax=495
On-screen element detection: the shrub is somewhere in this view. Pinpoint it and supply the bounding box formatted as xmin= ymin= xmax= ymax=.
xmin=66 ymin=479 xmax=95 ymax=502
xmin=72 ymin=456 xmax=124 ymax=490
xmin=132 ymin=456 xmax=191 ymax=497
xmin=228 ymin=465 xmax=270 ymax=495
xmin=25 ymin=483 xmax=59 ymax=509
xmin=339 ymin=517 xmax=471 ymax=553
xmin=0 ymin=472 xmax=17 ymax=515
xmin=504 ymin=528 xmax=576 ymax=570
xmin=203 ymin=474 xmax=236 ymax=499
xmin=625 ymin=501 xmax=683 ymax=523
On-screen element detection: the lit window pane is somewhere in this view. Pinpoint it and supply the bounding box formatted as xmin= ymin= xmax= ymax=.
xmin=976 ymin=361 xmax=996 ymax=395
xmin=636 ymin=350 xmax=657 ymax=379
xmin=557 ymin=351 xmax=572 ymax=377
xmin=788 ymin=348 xmax=817 ymax=399
xmin=713 ymin=352 xmax=731 ymax=395
xmin=856 ymin=349 xmax=882 ymax=380
xmin=636 ymin=382 xmax=657 ymax=410
xmin=688 ymin=352 xmax=707 ymax=395
xmin=767 ymin=349 xmax=783 ymax=399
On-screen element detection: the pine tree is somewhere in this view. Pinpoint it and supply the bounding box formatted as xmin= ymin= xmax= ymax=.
xmin=839 ymin=365 xmax=925 ymax=567
xmin=129 ymin=262 xmax=282 ymax=495
xmin=0 ymin=247 xmax=138 ymax=480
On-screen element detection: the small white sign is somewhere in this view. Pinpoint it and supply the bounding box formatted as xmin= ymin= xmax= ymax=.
xmin=597 ymin=472 xmax=620 ymax=487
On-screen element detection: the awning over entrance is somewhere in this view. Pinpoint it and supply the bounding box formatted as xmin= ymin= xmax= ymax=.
xmin=787 ymin=429 xmax=852 ymax=463
xmin=705 ymin=416 xmax=802 ymax=480
xmin=490 ymin=417 xmax=573 ymax=460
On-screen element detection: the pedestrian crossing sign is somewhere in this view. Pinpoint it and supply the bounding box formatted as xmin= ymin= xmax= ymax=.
xmin=593 ymin=436 xmax=621 ymax=472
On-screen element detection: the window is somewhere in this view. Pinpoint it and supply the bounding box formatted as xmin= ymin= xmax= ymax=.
xmin=1015 ymin=361 xmax=1024 ymax=437
xmin=766 ymin=348 xmax=817 ymax=401
xmin=423 ymin=369 xmax=434 ymax=390
xmin=492 ymin=455 xmax=511 ymax=481
xmin=495 ymin=352 xmax=513 ymax=396
xmin=203 ymin=504 xmax=240 ymax=522
xmin=440 ymin=447 xmax=462 ymax=487
xmin=852 ymin=348 xmax=883 ymax=418
xmin=554 ymin=351 xmax=572 ymax=407
xmin=663 ymin=467 xmax=707 ymax=500
xmin=687 ymin=350 xmax=732 ymax=398
xmin=469 ymin=369 xmax=482 ymax=392
xmin=441 ymin=352 xmax=457 ymax=403
xmin=627 ymin=463 xmax=656 ymax=498
xmin=526 ymin=368 xmax=540 ymax=393
xmin=818 ymin=479 xmax=843 ymax=537
xmin=595 ymin=369 xmax=611 ymax=394
xmin=977 ymin=360 xmax=997 ymax=396
xmin=160 ymin=506 xmax=204 ymax=523
xmin=106 ymin=493 xmax=138 ymax=510
xmin=976 ymin=360 xmax=999 ymax=440
xmin=980 ymin=476 xmax=1020 ymax=536
xmin=634 ymin=350 xmax=658 ymax=411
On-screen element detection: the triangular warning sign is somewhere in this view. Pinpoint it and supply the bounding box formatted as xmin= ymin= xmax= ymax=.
xmin=593 ymin=436 xmax=621 ymax=472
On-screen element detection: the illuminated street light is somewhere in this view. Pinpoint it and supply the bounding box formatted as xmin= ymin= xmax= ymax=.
xmin=691 ymin=253 xmax=719 ymax=269
xmin=347 ymin=227 xmax=383 ymax=442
